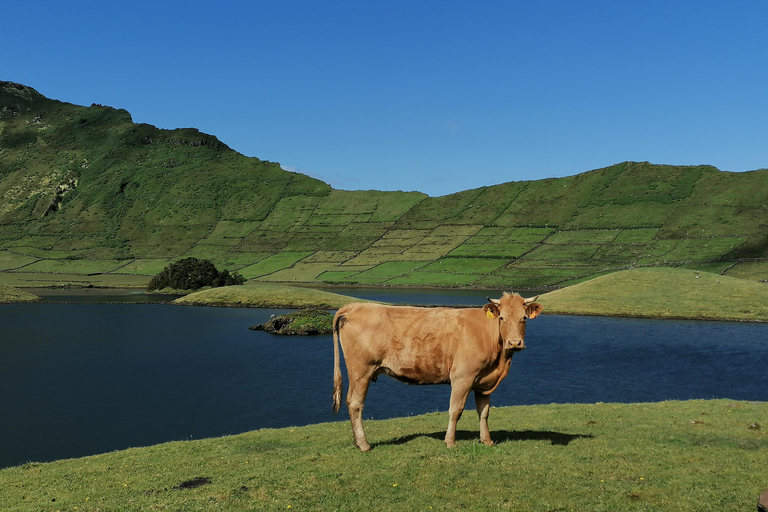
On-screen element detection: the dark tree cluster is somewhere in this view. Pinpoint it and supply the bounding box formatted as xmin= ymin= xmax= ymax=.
xmin=147 ymin=257 xmax=245 ymax=291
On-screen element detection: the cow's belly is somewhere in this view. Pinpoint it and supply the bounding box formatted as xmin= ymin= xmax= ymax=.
xmin=374 ymin=366 xmax=450 ymax=385
xmin=376 ymin=339 xmax=452 ymax=385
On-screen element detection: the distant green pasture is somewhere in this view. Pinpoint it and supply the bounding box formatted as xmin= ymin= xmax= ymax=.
xmin=206 ymin=220 xmax=261 ymax=238
xmin=238 ymin=252 xmax=311 ymax=278
xmin=345 ymin=247 xmax=408 ymax=266
xmin=612 ymin=228 xmax=659 ymax=243
xmin=660 ymin=237 xmax=747 ymax=262
xmin=258 ymin=262 xmax=344 ymax=282
xmin=20 ymin=259 xmax=127 ymax=274
xmin=449 ymin=242 xmax=535 ymax=258
xmin=316 ymin=270 xmax=361 ymax=283
xmin=547 ymin=229 xmax=621 ymax=244
xmin=346 ymin=261 xmax=427 ymax=281
xmin=591 ymin=244 xmax=647 ymax=263
xmin=5 ymin=246 xmax=80 ymax=259
xmin=476 ymin=267 xmax=595 ymax=288
xmin=0 ymin=250 xmax=38 ymax=271
xmin=112 ymin=258 xmax=170 ymax=276
xmin=525 ymin=244 xmax=602 ymax=261
xmin=386 ymin=271 xmax=481 ymax=287
xmin=724 ymin=260 xmax=768 ymax=282
xmin=421 ymin=257 xmax=508 ymax=274
xmin=302 ymin=250 xmax=358 ymax=263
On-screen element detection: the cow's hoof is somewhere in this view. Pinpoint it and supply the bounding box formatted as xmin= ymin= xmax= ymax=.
xmin=445 ymin=441 xmax=457 ymax=449
xmin=480 ymin=440 xmax=495 ymax=447
xmin=356 ymin=442 xmax=372 ymax=452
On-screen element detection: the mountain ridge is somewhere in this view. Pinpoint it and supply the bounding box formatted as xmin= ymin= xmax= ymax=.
xmin=1 ymin=81 xmax=766 ymax=288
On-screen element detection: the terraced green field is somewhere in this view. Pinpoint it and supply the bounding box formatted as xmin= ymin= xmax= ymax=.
xmin=2 ymin=82 xmax=767 ymax=289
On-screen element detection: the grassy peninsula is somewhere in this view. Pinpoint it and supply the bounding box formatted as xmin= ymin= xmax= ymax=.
xmin=1 ymin=400 xmax=765 ymax=511
xmin=174 ymin=282 xmax=370 ymax=309
xmin=538 ymin=267 xmax=768 ymax=322
xmin=0 ymin=283 xmax=39 ymax=303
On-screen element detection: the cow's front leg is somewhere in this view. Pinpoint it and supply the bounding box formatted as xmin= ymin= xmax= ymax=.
xmin=444 ymin=380 xmax=472 ymax=448
xmin=475 ymin=391 xmax=493 ymax=446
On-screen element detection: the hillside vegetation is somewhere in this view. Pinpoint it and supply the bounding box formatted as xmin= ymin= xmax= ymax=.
xmin=2 ymin=81 xmax=767 ymax=290
xmin=0 ymin=283 xmax=39 ymax=303
xmin=1 ymin=400 xmax=765 ymax=511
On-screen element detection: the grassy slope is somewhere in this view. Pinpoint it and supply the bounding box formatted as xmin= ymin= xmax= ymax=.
xmin=1 ymin=400 xmax=765 ymax=511
xmin=174 ymin=283 xmax=373 ymax=309
xmin=0 ymin=283 xmax=40 ymax=303
xmin=2 ymin=82 xmax=768 ymax=290
xmin=538 ymin=267 xmax=768 ymax=322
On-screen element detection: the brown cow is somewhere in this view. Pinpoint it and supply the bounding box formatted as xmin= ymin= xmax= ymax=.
xmin=332 ymin=292 xmax=542 ymax=451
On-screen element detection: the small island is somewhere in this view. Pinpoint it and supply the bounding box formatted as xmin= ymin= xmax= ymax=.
xmin=250 ymin=308 xmax=335 ymax=335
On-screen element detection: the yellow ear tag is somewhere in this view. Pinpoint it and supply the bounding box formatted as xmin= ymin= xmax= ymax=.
xmin=486 ymin=309 xmax=495 ymax=319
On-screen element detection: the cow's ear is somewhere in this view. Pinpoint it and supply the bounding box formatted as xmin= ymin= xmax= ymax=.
xmin=526 ymin=302 xmax=543 ymax=320
xmin=483 ymin=303 xmax=500 ymax=319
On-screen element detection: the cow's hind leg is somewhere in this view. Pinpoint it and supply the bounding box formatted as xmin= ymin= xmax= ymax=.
xmin=444 ymin=379 xmax=473 ymax=448
xmin=475 ymin=391 xmax=493 ymax=446
xmin=346 ymin=368 xmax=376 ymax=452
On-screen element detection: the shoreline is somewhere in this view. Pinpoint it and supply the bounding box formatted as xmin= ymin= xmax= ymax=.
xmin=3 ymin=286 xmax=766 ymax=324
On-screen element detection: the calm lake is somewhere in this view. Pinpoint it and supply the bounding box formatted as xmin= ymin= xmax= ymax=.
xmin=1 ymin=288 xmax=767 ymax=469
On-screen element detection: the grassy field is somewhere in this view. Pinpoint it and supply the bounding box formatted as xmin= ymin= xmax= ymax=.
xmin=2 ymin=83 xmax=768 ymax=290
xmin=174 ymin=283 xmax=373 ymax=309
xmin=538 ymin=267 xmax=768 ymax=322
xmin=0 ymin=283 xmax=40 ymax=303
xmin=1 ymin=400 xmax=765 ymax=511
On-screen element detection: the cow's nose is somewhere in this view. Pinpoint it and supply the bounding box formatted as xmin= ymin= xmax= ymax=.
xmin=505 ymin=339 xmax=525 ymax=350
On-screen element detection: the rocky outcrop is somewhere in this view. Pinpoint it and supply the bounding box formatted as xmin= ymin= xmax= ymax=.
xmin=250 ymin=308 xmax=334 ymax=335
xmin=43 ymin=171 xmax=78 ymax=216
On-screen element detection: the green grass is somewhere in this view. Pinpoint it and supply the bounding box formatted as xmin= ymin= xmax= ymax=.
xmin=18 ymin=259 xmax=128 ymax=274
xmin=385 ymin=271 xmax=481 ymax=287
xmin=0 ymin=250 xmax=38 ymax=271
xmin=547 ymin=229 xmax=621 ymax=244
xmin=174 ymin=282 xmax=373 ymax=308
xmin=420 ymin=257 xmax=508 ymax=274
xmin=525 ymin=244 xmax=601 ymax=261
xmin=1 ymin=400 xmax=765 ymax=511
xmin=258 ymin=262 xmax=348 ymax=282
xmin=110 ymin=258 xmax=171 ymax=276
xmin=538 ymin=267 xmax=768 ymax=321
xmin=341 ymin=261 xmax=426 ymax=281
xmin=0 ymin=283 xmax=40 ymax=302
xmin=0 ymin=271 xmax=150 ymax=289
xmin=725 ymin=260 xmax=768 ymax=282
xmin=238 ymin=252 xmax=313 ymax=279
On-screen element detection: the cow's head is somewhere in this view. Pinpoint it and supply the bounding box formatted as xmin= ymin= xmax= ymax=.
xmin=484 ymin=293 xmax=543 ymax=351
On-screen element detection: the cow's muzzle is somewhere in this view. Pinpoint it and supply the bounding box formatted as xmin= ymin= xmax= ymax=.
xmin=505 ymin=339 xmax=525 ymax=350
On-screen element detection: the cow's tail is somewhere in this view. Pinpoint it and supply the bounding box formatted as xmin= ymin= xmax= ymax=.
xmin=332 ymin=310 xmax=345 ymax=413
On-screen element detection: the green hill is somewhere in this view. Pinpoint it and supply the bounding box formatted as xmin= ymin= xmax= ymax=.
xmin=2 ymin=81 xmax=767 ymax=289
xmin=538 ymin=267 xmax=768 ymax=322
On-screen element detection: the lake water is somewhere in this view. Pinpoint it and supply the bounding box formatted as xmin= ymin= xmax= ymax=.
xmin=1 ymin=290 xmax=767 ymax=468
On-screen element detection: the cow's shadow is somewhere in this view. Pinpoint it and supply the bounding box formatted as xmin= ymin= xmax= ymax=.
xmin=373 ymin=429 xmax=593 ymax=449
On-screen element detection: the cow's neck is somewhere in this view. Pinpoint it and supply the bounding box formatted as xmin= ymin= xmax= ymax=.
xmin=479 ymin=345 xmax=515 ymax=396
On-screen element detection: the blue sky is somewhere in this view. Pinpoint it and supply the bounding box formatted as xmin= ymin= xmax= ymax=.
xmin=4 ymin=1 xmax=767 ymax=196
